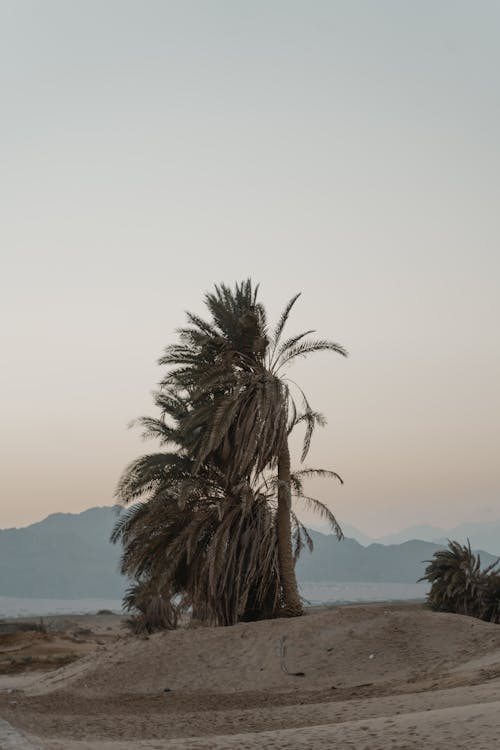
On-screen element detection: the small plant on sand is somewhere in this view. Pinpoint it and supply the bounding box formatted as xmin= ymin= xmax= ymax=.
xmin=421 ymin=539 xmax=500 ymax=623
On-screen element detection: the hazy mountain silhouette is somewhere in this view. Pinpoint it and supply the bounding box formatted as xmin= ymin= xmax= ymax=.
xmin=0 ymin=507 xmax=123 ymax=598
xmin=432 ymin=520 xmax=500 ymax=557
xmin=313 ymin=520 xmax=500 ymax=555
xmin=375 ymin=521 xmax=500 ymax=555
xmin=296 ymin=534 xmax=496 ymax=583
xmin=307 ymin=521 xmax=374 ymax=546
xmin=1 ymin=507 xmax=498 ymax=599
xmin=376 ymin=524 xmax=448 ymax=545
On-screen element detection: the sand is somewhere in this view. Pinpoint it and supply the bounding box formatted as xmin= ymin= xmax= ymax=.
xmin=1 ymin=604 xmax=500 ymax=749
xmin=0 ymin=614 xmax=124 ymax=693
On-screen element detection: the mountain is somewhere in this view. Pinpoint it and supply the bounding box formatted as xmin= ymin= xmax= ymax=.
xmin=307 ymin=521 xmax=374 ymax=546
xmin=376 ymin=524 xmax=447 ymax=546
xmin=338 ymin=522 xmax=374 ymax=547
xmin=307 ymin=520 xmax=500 ymax=556
xmin=1 ymin=506 xmax=499 ymax=599
xmin=433 ymin=520 xmax=500 ymax=557
xmin=296 ymin=534 xmax=497 ymax=583
xmin=376 ymin=521 xmax=500 ymax=556
xmin=0 ymin=507 xmax=124 ymax=598
xmin=28 ymin=506 xmax=121 ymax=537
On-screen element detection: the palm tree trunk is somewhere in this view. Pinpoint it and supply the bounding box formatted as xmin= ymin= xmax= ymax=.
xmin=277 ymin=440 xmax=303 ymax=617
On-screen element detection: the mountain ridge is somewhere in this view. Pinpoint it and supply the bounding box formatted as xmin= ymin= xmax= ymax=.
xmin=315 ymin=519 xmax=500 ymax=555
xmin=1 ymin=507 xmax=498 ymax=599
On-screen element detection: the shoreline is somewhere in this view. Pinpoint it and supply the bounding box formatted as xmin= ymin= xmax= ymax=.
xmin=0 ymin=581 xmax=429 ymax=618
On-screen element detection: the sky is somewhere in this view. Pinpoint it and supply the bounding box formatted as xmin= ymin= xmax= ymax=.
xmin=1 ymin=1 xmax=499 ymax=535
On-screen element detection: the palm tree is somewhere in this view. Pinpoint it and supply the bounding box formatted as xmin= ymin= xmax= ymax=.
xmin=422 ymin=540 xmax=484 ymax=615
xmin=158 ymin=280 xmax=347 ymax=616
xmin=113 ymin=389 xmax=343 ymax=626
xmin=114 ymin=471 xmax=283 ymax=627
xmin=123 ymin=578 xmax=179 ymax=633
xmin=421 ymin=539 xmax=500 ymax=622
xmin=480 ymin=576 xmax=500 ymax=624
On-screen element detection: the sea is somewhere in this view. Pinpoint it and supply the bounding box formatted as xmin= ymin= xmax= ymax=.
xmin=300 ymin=581 xmax=429 ymax=606
xmin=0 ymin=582 xmax=429 ymax=618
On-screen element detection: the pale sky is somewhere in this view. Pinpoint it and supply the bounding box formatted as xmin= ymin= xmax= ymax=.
xmin=1 ymin=1 xmax=499 ymax=535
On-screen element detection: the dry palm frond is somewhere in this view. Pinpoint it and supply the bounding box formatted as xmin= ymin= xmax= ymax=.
xmin=113 ymin=447 xmax=342 ymax=627
xmin=114 ymin=480 xmax=283 ymax=626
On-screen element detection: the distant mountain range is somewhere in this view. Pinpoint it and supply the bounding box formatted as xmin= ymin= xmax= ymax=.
xmin=296 ymin=534 xmax=496 ymax=583
xmin=313 ymin=520 xmax=500 ymax=555
xmin=0 ymin=507 xmax=498 ymax=599
xmin=0 ymin=507 xmax=123 ymax=598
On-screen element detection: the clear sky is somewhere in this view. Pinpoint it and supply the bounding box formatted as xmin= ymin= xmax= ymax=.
xmin=1 ymin=1 xmax=499 ymax=534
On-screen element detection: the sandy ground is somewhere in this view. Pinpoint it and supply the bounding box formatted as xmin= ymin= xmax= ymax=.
xmin=0 ymin=614 xmax=124 ymax=692
xmin=1 ymin=604 xmax=500 ymax=749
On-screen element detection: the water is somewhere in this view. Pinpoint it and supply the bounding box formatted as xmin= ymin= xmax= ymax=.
xmin=0 ymin=596 xmax=124 ymax=618
xmin=0 ymin=583 xmax=429 ymax=618
xmin=299 ymin=581 xmax=429 ymax=605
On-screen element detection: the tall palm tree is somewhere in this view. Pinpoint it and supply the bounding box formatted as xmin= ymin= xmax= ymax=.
xmin=159 ymin=280 xmax=347 ymax=616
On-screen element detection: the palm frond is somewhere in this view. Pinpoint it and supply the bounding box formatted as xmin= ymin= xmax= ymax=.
xmin=276 ymin=340 xmax=348 ymax=372
xmin=293 ymin=493 xmax=343 ymax=540
xmin=272 ymin=293 xmax=301 ymax=348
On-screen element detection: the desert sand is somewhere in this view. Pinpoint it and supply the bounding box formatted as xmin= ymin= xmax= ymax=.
xmin=1 ymin=603 xmax=500 ymax=749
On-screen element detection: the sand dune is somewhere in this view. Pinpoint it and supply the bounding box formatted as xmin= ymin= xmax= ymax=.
xmin=1 ymin=604 xmax=500 ymax=749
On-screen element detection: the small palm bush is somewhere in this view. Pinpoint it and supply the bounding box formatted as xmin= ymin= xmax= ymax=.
xmin=123 ymin=579 xmax=180 ymax=634
xmin=421 ymin=539 xmax=500 ymax=623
